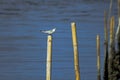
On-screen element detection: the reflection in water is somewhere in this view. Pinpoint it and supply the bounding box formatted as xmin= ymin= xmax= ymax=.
xmin=0 ymin=0 xmax=117 ymax=80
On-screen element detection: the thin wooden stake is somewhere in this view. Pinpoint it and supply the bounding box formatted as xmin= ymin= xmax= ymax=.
xmin=110 ymin=16 xmax=115 ymax=48
xmin=103 ymin=11 xmax=109 ymax=80
xmin=108 ymin=0 xmax=113 ymax=25
xmin=104 ymin=11 xmax=108 ymax=43
xmin=109 ymin=16 xmax=115 ymax=80
xmin=118 ymin=0 xmax=120 ymax=50
xmin=71 ymin=22 xmax=80 ymax=80
xmin=96 ymin=35 xmax=101 ymax=80
xmin=46 ymin=35 xmax=52 ymax=80
xmin=116 ymin=0 xmax=120 ymax=50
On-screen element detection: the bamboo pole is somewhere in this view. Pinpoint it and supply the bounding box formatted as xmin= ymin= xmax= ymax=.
xmin=103 ymin=11 xmax=109 ymax=80
xmin=118 ymin=0 xmax=120 ymax=50
xmin=110 ymin=16 xmax=115 ymax=49
xmin=109 ymin=16 xmax=115 ymax=80
xmin=71 ymin=22 xmax=80 ymax=80
xmin=96 ymin=35 xmax=101 ymax=80
xmin=104 ymin=11 xmax=108 ymax=43
xmin=46 ymin=35 xmax=52 ymax=80
xmin=107 ymin=0 xmax=113 ymax=25
xmin=116 ymin=0 xmax=120 ymax=50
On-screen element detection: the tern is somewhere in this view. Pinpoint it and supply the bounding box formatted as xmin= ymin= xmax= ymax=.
xmin=40 ymin=28 xmax=56 ymax=35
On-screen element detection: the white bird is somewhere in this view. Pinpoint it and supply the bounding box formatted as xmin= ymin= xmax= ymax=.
xmin=40 ymin=28 xmax=56 ymax=35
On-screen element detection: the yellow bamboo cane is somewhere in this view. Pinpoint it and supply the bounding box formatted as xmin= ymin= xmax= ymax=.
xmin=71 ymin=22 xmax=80 ymax=80
xmin=96 ymin=35 xmax=101 ymax=80
xmin=46 ymin=35 xmax=52 ymax=80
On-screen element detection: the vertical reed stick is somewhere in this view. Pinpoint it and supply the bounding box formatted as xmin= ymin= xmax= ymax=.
xmin=103 ymin=11 xmax=109 ymax=80
xmin=116 ymin=0 xmax=120 ymax=50
xmin=104 ymin=11 xmax=108 ymax=43
xmin=71 ymin=22 xmax=80 ymax=80
xmin=109 ymin=16 xmax=115 ymax=80
xmin=116 ymin=0 xmax=120 ymax=39
xmin=110 ymin=16 xmax=115 ymax=48
xmin=96 ymin=35 xmax=101 ymax=80
xmin=46 ymin=35 xmax=52 ymax=80
xmin=118 ymin=0 xmax=120 ymax=50
xmin=108 ymin=0 xmax=113 ymax=25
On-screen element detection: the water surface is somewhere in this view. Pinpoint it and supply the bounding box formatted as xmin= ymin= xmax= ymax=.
xmin=0 ymin=0 xmax=118 ymax=80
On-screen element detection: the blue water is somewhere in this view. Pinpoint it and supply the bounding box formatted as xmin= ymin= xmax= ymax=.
xmin=0 ymin=0 xmax=118 ymax=80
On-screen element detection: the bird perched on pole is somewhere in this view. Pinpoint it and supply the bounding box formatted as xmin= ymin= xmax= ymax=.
xmin=40 ymin=28 xmax=56 ymax=35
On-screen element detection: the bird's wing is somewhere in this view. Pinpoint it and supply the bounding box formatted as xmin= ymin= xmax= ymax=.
xmin=41 ymin=30 xmax=49 ymax=34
